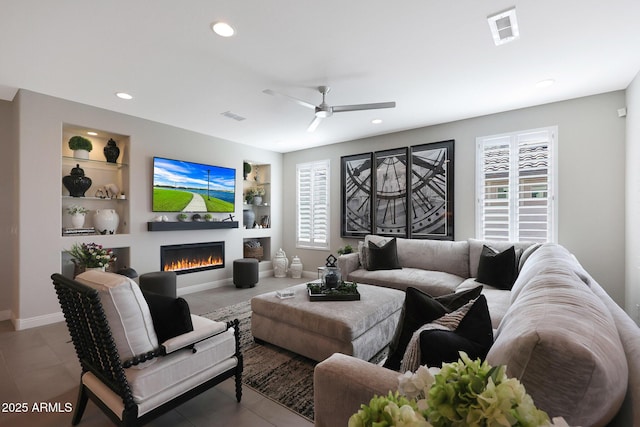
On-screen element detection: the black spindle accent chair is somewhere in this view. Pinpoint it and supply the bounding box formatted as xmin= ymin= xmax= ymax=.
xmin=52 ymin=272 xmax=243 ymax=426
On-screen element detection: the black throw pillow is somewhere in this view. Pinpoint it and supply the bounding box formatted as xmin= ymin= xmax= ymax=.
xmin=367 ymin=238 xmax=401 ymax=271
xmin=383 ymin=285 xmax=483 ymax=371
xmin=476 ymin=245 xmax=517 ymax=290
xmin=418 ymin=295 xmax=494 ymax=368
xmin=142 ymin=290 xmax=194 ymax=343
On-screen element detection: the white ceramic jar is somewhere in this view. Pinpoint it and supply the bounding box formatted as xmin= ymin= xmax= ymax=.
xmin=94 ymin=209 xmax=119 ymax=235
xmin=289 ymin=256 xmax=303 ymax=279
xmin=273 ymin=248 xmax=289 ymax=278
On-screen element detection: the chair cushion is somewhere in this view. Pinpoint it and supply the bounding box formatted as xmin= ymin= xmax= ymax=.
xmin=125 ymin=322 xmax=236 ymax=409
xmin=75 ymin=271 xmax=159 ymax=367
xmin=82 ymin=322 xmax=237 ymax=418
xmin=383 ymin=285 xmax=483 ymax=371
xmin=142 ymin=290 xmax=193 ymax=343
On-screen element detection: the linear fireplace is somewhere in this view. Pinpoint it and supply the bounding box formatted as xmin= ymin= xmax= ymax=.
xmin=161 ymin=241 xmax=225 ymax=275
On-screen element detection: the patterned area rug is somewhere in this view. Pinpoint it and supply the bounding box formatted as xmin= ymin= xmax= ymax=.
xmin=202 ymin=300 xmax=317 ymax=421
xmin=202 ymin=300 xmax=388 ymax=422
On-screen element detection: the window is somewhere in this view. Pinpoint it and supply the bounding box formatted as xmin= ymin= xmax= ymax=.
xmin=296 ymin=160 xmax=330 ymax=249
xmin=476 ymin=127 xmax=557 ymax=243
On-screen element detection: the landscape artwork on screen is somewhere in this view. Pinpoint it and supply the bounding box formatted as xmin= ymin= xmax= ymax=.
xmin=153 ymin=157 xmax=236 ymax=213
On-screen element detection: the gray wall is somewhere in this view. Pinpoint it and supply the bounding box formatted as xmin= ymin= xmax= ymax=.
xmin=12 ymin=90 xmax=283 ymax=328
xmin=626 ymin=71 xmax=640 ymax=323
xmin=283 ymin=91 xmax=627 ymax=307
xmin=0 ymin=99 xmax=17 ymax=319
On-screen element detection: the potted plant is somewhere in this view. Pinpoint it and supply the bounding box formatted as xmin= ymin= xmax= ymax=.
xmin=248 ymin=186 xmax=266 ymax=205
xmin=243 ymin=162 xmax=252 ymax=180
xmin=204 ymin=213 xmax=213 ymax=222
xmin=68 ymin=135 xmax=93 ymax=160
xmin=66 ymin=205 xmax=88 ymax=228
xmin=177 ymin=213 xmax=188 ymax=222
xmin=337 ymin=244 xmax=354 ymax=255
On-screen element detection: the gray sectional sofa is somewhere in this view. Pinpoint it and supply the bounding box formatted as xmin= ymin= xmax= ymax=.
xmin=315 ymin=236 xmax=640 ymax=427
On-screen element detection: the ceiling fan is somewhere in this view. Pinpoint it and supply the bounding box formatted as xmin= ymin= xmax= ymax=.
xmin=263 ymin=86 xmax=396 ymax=132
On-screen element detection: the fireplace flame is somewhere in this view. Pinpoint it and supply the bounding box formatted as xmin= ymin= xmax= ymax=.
xmin=163 ymin=255 xmax=223 ymax=272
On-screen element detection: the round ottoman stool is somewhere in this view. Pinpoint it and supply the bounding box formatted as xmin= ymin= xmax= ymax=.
xmin=139 ymin=271 xmax=177 ymax=298
xmin=234 ymin=258 xmax=259 ymax=288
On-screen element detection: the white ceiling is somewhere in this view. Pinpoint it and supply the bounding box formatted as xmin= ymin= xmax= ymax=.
xmin=2 ymin=1 xmax=640 ymax=153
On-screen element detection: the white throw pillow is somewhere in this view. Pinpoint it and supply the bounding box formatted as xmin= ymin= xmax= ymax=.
xmin=76 ymin=270 xmax=159 ymax=368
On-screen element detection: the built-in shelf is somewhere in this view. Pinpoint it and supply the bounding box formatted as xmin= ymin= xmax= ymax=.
xmin=147 ymin=221 xmax=239 ymax=231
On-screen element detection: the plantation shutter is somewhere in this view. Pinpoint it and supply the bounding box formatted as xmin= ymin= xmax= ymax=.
xmin=476 ymin=127 xmax=556 ymax=243
xmin=296 ymin=160 xmax=330 ymax=249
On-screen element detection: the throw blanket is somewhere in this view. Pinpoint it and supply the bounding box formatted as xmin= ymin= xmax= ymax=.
xmin=400 ymin=298 xmax=476 ymax=373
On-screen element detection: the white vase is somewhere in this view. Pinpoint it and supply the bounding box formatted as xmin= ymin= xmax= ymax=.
xmin=252 ymin=196 xmax=262 ymax=206
xmin=273 ymin=248 xmax=289 ymax=278
xmin=289 ymin=256 xmax=303 ymax=279
xmin=73 ymin=149 xmax=90 ymax=160
xmin=70 ymin=213 xmax=85 ymax=228
xmin=94 ymin=209 xmax=119 ymax=235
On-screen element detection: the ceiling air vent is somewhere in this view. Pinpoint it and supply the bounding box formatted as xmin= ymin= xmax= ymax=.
xmin=487 ymin=7 xmax=519 ymax=46
xmin=220 ymin=111 xmax=246 ymax=121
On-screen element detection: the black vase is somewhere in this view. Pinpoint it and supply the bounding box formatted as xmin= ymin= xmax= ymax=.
xmin=62 ymin=164 xmax=92 ymax=197
xmin=103 ymin=138 xmax=120 ymax=163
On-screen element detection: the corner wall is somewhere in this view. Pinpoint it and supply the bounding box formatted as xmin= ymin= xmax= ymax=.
xmin=0 ymin=98 xmax=17 ymax=320
xmin=283 ymin=91 xmax=627 ymax=307
xmin=625 ymin=71 xmax=640 ymax=323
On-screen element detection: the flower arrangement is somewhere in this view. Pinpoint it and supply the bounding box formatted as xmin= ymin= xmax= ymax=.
xmin=67 ymin=242 xmax=117 ymax=269
xmin=66 ymin=205 xmax=88 ymax=215
xmin=349 ymin=353 xmax=569 ymax=427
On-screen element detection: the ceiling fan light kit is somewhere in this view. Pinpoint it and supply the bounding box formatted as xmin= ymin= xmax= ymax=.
xmin=264 ymin=86 xmax=396 ymax=132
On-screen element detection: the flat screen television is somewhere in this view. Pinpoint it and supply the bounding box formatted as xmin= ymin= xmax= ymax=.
xmin=153 ymin=157 xmax=236 ymax=213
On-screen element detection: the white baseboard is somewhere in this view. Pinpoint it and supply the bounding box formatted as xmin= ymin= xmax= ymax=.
xmin=13 ymin=311 xmax=65 ymax=331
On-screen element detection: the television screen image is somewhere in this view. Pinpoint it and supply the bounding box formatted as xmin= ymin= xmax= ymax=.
xmin=153 ymin=157 xmax=236 ymax=213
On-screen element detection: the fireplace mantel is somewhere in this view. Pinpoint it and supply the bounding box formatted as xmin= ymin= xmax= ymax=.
xmin=147 ymin=221 xmax=239 ymax=231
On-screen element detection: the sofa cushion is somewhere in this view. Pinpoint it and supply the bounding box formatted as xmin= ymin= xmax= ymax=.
xmin=468 ymin=239 xmax=534 ymax=278
xmin=367 ymin=238 xmax=401 ymax=271
xmin=142 ymin=290 xmax=194 ymax=343
xmin=487 ymin=253 xmax=628 ymax=427
xmin=366 ymin=235 xmax=470 ymax=278
xmin=476 ymin=245 xmax=518 ymax=290
xmin=456 ymin=278 xmax=510 ymax=329
xmin=348 ymin=267 xmax=465 ymax=295
xmin=383 ymin=285 xmax=482 ymax=371
xmin=75 ymin=271 xmax=159 ymax=368
xmin=417 ymin=295 xmax=493 ymax=369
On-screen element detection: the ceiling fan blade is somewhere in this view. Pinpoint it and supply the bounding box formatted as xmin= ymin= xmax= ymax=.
xmin=263 ymin=89 xmax=316 ymax=110
xmin=307 ymin=116 xmax=323 ymax=132
xmin=332 ymin=101 xmax=396 ymax=113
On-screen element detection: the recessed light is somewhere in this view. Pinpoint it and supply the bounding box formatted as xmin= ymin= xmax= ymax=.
xmin=536 ymin=79 xmax=555 ymax=88
xmin=371 ymin=119 xmax=383 ymax=124
xmin=115 ymin=92 xmax=133 ymax=100
xmin=211 ymin=22 xmax=235 ymax=37
xmin=87 ymin=131 xmax=98 ymax=136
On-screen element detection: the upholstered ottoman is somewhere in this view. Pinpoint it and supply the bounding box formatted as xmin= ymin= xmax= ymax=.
xmin=233 ymin=258 xmax=259 ymax=288
xmin=251 ymin=283 xmax=404 ymax=362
